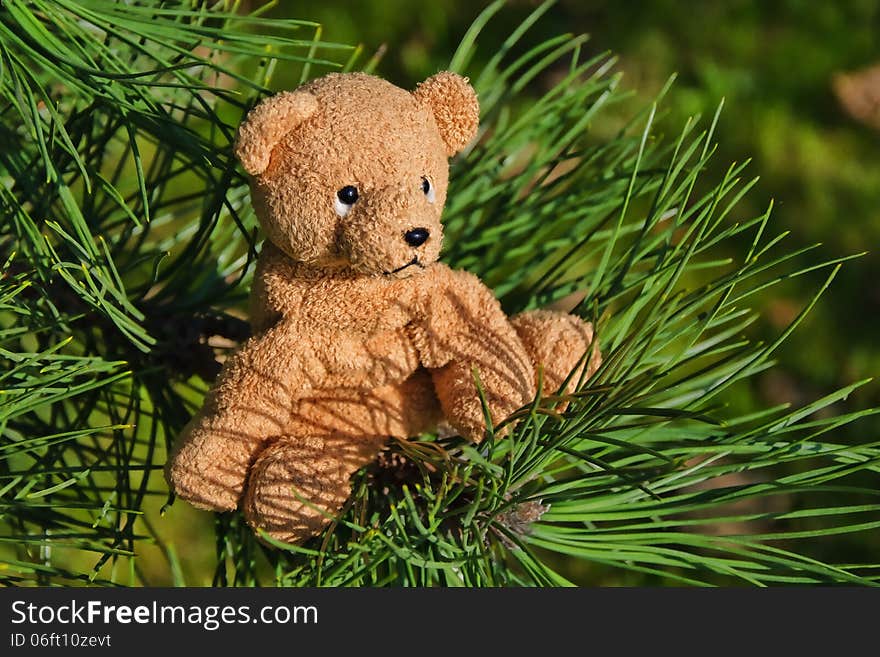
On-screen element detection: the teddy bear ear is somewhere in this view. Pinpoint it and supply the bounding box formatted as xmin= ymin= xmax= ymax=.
xmin=412 ymin=72 xmax=480 ymax=157
xmin=234 ymin=90 xmax=319 ymax=176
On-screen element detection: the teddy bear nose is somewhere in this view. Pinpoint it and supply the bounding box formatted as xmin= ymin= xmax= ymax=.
xmin=404 ymin=227 xmax=430 ymax=247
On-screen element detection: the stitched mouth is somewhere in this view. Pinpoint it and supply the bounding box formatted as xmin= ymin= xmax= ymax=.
xmin=384 ymin=257 xmax=424 ymax=275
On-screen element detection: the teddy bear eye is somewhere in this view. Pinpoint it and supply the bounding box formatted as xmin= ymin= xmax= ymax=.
xmin=335 ymin=185 xmax=358 ymax=217
xmin=337 ymin=185 xmax=359 ymax=205
xmin=421 ymin=176 xmax=435 ymax=203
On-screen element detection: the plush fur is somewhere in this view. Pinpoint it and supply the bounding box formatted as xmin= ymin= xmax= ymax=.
xmin=165 ymin=72 xmax=601 ymax=544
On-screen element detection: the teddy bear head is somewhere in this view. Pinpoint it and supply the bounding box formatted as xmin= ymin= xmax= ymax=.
xmin=234 ymin=72 xmax=479 ymax=277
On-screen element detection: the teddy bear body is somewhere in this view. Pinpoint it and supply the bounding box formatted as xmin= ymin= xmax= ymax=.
xmin=166 ymin=72 xmax=600 ymax=543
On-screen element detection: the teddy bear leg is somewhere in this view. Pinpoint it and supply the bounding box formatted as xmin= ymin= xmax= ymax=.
xmin=165 ymin=406 xmax=266 ymax=512
xmin=241 ymin=370 xmax=442 ymax=544
xmin=242 ymin=434 xmax=385 ymax=544
xmin=510 ymin=310 xmax=602 ymax=395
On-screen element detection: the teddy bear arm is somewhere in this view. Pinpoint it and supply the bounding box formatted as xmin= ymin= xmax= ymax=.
xmin=249 ymin=275 xmax=282 ymax=335
xmin=510 ymin=310 xmax=602 ymax=395
xmin=248 ymin=243 xmax=305 ymax=334
xmin=415 ymin=268 xmax=536 ymax=441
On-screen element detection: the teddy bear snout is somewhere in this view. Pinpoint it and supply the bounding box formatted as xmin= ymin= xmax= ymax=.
xmin=337 ymin=183 xmax=443 ymax=276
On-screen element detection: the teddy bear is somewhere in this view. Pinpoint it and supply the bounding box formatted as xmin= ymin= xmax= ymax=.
xmin=165 ymin=71 xmax=601 ymax=544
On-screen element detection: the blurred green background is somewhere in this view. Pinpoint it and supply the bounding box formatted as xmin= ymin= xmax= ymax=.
xmin=260 ymin=0 xmax=880 ymax=437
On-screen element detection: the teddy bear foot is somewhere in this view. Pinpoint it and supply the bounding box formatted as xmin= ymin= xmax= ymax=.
xmin=510 ymin=310 xmax=601 ymax=395
xmin=242 ymin=434 xmax=384 ymax=545
xmin=165 ymin=423 xmax=261 ymax=513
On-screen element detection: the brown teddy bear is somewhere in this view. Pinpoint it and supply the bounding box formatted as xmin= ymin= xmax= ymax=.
xmin=165 ymin=71 xmax=601 ymax=544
